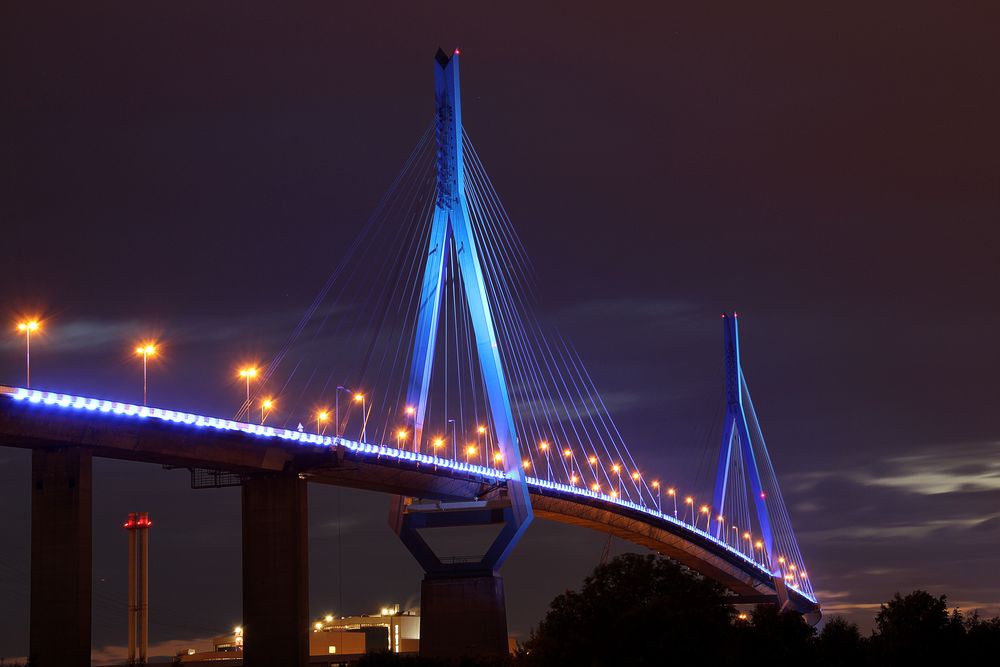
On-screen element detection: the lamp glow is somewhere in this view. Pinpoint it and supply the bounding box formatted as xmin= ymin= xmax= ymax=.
xmin=16 ymin=319 xmax=41 ymax=388
xmin=134 ymin=342 xmax=158 ymax=406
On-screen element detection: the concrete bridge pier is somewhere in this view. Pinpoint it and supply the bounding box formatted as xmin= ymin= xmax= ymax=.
xmin=420 ymin=570 xmax=509 ymax=658
xmin=391 ymin=498 xmax=518 ymax=660
xmin=30 ymin=446 xmax=92 ymax=667
xmin=242 ymin=474 xmax=309 ymax=667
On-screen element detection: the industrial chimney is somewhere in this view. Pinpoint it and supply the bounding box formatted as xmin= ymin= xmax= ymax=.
xmin=124 ymin=512 xmax=151 ymax=665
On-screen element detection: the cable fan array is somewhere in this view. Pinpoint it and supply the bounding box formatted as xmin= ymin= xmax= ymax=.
xmin=236 ymin=120 xmax=813 ymax=600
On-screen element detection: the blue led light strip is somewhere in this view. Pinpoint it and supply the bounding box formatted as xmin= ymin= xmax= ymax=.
xmin=0 ymin=385 xmax=814 ymax=603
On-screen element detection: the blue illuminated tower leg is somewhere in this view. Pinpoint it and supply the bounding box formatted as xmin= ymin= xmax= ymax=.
xmin=711 ymin=416 xmax=736 ymax=539
xmin=407 ymin=206 xmax=452 ymax=445
xmin=711 ymin=315 xmax=778 ymax=579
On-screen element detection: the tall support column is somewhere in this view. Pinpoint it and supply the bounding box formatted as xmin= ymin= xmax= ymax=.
xmin=241 ymin=474 xmax=309 ymax=667
xmin=30 ymin=447 xmax=92 ymax=667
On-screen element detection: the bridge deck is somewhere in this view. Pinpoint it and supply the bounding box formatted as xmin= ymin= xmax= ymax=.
xmin=0 ymin=386 xmax=818 ymax=616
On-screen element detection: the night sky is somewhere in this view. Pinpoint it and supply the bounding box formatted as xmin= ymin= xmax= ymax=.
xmin=2 ymin=2 xmax=999 ymax=662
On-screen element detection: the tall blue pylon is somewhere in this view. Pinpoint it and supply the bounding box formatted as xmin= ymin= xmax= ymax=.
xmin=399 ymin=49 xmax=532 ymax=568
xmin=711 ymin=314 xmax=789 ymax=605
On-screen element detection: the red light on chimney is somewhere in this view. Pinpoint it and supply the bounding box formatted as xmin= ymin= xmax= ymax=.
xmin=454 ymin=48 xmax=461 ymax=55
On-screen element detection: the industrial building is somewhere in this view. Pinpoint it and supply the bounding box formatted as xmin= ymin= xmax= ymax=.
xmin=178 ymin=605 xmax=420 ymax=665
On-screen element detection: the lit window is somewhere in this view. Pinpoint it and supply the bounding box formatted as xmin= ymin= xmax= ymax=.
xmin=328 ymin=646 xmax=337 ymax=654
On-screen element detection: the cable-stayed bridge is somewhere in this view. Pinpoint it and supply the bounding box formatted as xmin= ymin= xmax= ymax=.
xmin=0 ymin=49 xmax=819 ymax=666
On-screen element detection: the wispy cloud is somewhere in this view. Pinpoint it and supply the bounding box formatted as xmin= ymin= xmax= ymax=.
xmin=0 ymin=319 xmax=143 ymax=353
xmin=785 ymin=440 xmax=1000 ymax=496
xmin=803 ymin=515 xmax=1000 ymax=543
xmin=857 ymin=442 xmax=1000 ymax=494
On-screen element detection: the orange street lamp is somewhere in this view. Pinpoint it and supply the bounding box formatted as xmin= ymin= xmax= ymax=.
xmin=16 ymin=320 xmax=40 ymax=388
xmin=261 ymin=398 xmax=274 ymax=425
xmin=396 ymin=429 xmax=407 ymax=449
xmin=404 ymin=406 xmax=416 ymax=450
xmin=238 ymin=367 xmax=258 ymax=421
xmin=562 ymin=447 xmax=574 ymax=482
xmin=354 ymin=392 xmax=368 ymax=442
xmin=667 ymin=487 xmax=677 ymax=517
xmin=465 ymin=444 xmax=477 ymax=464
xmin=134 ymin=343 xmax=157 ymax=406
xmin=316 ymin=410 xmax=330 ymax=435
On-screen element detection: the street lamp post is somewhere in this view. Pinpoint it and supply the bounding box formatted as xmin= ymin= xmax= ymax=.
xmin=540 ymin=441 xmax=550 ymax=481
xmin=238 ymin=367 xmax=258 ymax=423
xmin=317 ymin=410 xmax=330 ymax=435
xmin=261 ymin=398 xmax=274 ymax=425
xmin=354 ymin=393 xmax=367 ymax=442
xmin=134 ymin=343 xmax=157 ymax=406
xmin=336 ymin=386 xmax=349 ymax=437
xmin=478 ymin=424 xmax=487 ymax=463
xmin=448 ymin=419 xmax=457 ymax=460
xmin=652 ymin=481 xmax=661 ymax=513
xmin=16 ymin=320 xmax=40 ymax=388
xmin=406 ymin=406 xmax=417 ymax=451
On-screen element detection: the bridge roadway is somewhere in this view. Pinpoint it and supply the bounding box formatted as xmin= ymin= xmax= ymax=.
xmin=0 ymin=386 xmax=818 ymax=664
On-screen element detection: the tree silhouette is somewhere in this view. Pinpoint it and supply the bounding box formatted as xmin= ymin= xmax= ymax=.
xmin=516 ymin=553 xmax=735 ymax=666
xmin=871 ymin=590 xmax=962 ymax=664
xmin=816 ymin=616 xmax=864 ymax=666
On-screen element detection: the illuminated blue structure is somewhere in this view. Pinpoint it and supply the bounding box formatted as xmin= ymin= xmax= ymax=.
xmin=711 ymin=314 xmax=808 ymax=611
xmin=0 ymin=48 xmax=820 ymax=666
xmin=397 ymin=48 xmax=531 ymax=574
